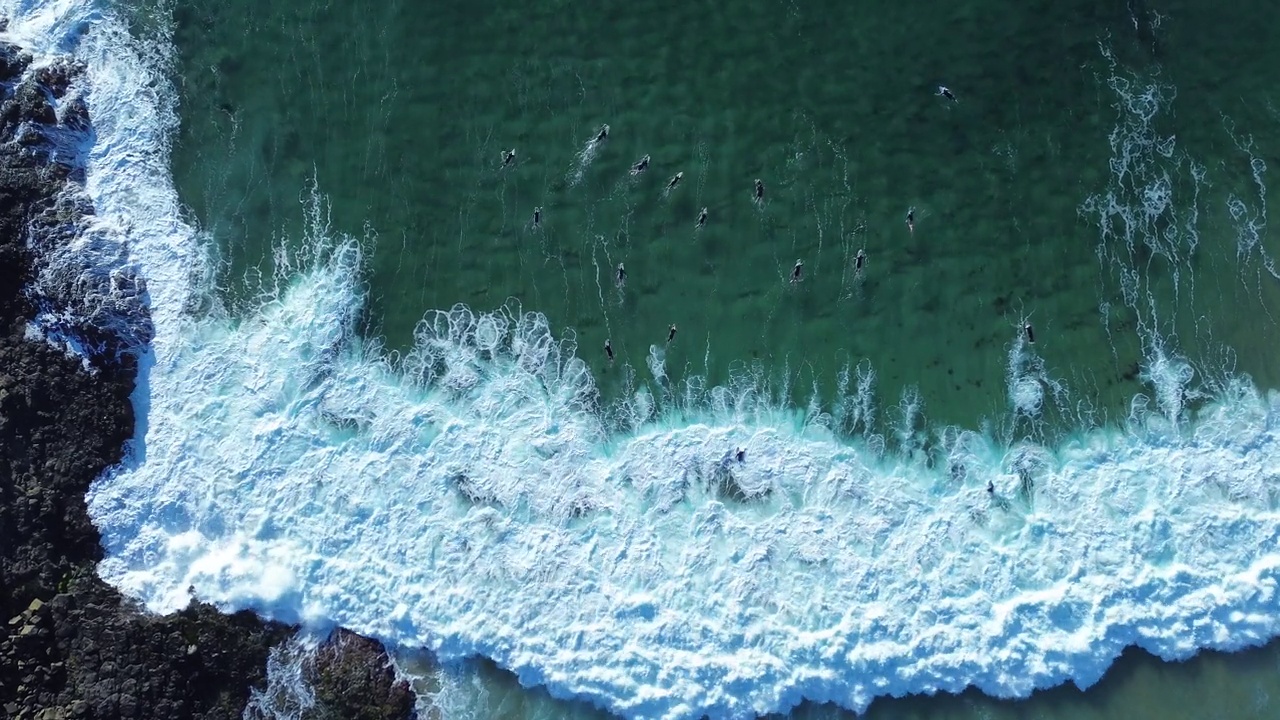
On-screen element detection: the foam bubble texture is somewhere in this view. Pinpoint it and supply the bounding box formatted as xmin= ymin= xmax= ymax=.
xmin=88 ymin=245 xmax=1280 ymax=719
xmin=8 ymin=2 xmax=1280 ymax=719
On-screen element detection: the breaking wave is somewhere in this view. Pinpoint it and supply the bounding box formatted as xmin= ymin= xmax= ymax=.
xmin=6 ymin=2 xmax=1280 ymax=718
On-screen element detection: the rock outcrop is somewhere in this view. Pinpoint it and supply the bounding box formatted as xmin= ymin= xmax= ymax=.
xmin=0 ymin=31 xmax=414 ymax=720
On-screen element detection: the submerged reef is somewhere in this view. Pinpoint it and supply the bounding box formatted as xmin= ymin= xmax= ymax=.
xmin=0 ymin=32 xmax=413 ymax=720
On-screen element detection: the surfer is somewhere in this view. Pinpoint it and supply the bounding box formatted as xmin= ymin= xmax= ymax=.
xmin=630 ymin=154 xmax=650 ymax=175
xmin=1024 ymin=322 xmax=1036 ymax=344
xmin=754 ymin=178 xmax=765 ymax=204
xmin=696 ymin=207 xmax=708 ymax=229
xmin=666 ymin=171 xmax=684 ymax=192
xmin=790 ymin=258 xmax=804 ymax=284
xmin=594 ymin=124 xmax=609 ymax=143
xmin=502 ymin=148 xmax=517 ymax=168
xmin=604 ymin=338 xmax=615 ymax=363
xmin=667 ymin=323 xmax=677 ymax=342
xmin=532 ymin=206 xmax=542 ymax=228
xmin=616 ymin=262 xmax=627 ymax=288
xmin=735 ymin=447 xmax=746 ymax=463
xmin=986 ymin=479 xmax=994 ymax=494
xmin=906 ymin=207 xmax=915 ymax=234
xmin=937 ymin=85 xmax=957 ymax=102
xmin=855 ymin=248 xmax=866 ymax=271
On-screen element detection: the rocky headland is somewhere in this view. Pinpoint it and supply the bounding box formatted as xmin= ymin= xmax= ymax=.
xmin=0 ymin=28 xmax=415 ymax=720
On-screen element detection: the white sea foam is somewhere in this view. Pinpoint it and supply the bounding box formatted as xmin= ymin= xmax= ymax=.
xmin=244 ymin=634 xmax=320 ymax=720
xmin=8 ymin=2 xmax=1280 ymax=719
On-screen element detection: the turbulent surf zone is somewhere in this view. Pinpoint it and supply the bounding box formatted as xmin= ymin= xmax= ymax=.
xmin=10 ymin=1 xmax=1280 ymax=718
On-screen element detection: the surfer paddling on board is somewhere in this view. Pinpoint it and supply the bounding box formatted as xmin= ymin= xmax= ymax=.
xmin=594 ymin=124 xmax=609 ymax=143
xmin=532 ymin=206 xmax=542 ymax=229
xmin=696 ymin=207 xmax=708 ymax=229
xmin=906 ymin=207 xmax=915 ymax=234
xmin=754 ymin=178 xmax=765 ymax=205
xmin=667 ymin=323 xmax=677 ymax=343
xmin=855 ymin=248 xmax=866 ymax=272
xmin=1024 ymin=322 xmax=1036 ymax=344
xmin=937 ymin=85 xmax=957 ymax=102
xmin=790 ymin=258 xmax=804 ymax=284
xmin=615 ymin=262 xmax=627 ymax=288
xmin=502 ymin=148 xmax=517 ymax=168
xmin=604 ymin=338 xmax=615 ymax=363
xmin=666 ymin=171 xmax=684 ymax=192
xmin=630 ymin=154 xmax=650 ymax=175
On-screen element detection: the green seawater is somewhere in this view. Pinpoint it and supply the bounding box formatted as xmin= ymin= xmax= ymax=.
xmin=386 ymin=640 xmax=1280 ymax=719
xmin=156 ymin=0 xmax=1280 ymax=715
xmin=168 ymin=0 xmax=1279 ymax=436
xmin=399 ymin=641 xmax=1280 ymax=719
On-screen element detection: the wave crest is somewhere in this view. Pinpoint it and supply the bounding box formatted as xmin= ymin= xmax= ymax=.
xmin=8 ymin=2 xmax=1280 ymax=718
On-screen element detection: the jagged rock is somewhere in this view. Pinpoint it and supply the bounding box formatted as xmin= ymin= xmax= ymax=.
xmin=0 ymin=41 xmax=32 ymax=81
xmin=35 ymin=60 xmax=84 ymax=99
xmin=301 ymin=630 xmax=417 ymax=720
xmin=0 ymin=21 xmax=415 ymax=720
xmin=1 ymin=79 xmax=56 ymax=127
xmin=58 ymin=95 xmax=88 ymax=131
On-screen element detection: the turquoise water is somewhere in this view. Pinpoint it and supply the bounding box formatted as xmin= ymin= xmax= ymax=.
xmin=149 ymin=0 xmax=1280 ymax=716
xmin=169 ymin=0 xmax=1278 ymax=436
xmin=404 ymin=642 xmax=1280 ymax=719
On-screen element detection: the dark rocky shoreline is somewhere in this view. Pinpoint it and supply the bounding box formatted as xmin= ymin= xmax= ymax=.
xmin=1 ymin=30 xmax=414 ymax=720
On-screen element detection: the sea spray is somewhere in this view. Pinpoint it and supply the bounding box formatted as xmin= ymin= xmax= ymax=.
xmin=86 ymin=203 xmax=1280 ymax=718
xmin=245 ymin=634 xmax=320 ymax=720
xmin=9 ymin=1 xmax=1280 ymax=718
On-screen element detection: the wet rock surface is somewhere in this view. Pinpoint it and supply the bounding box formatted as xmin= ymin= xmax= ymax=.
xmin=245 ymin=631 xmax=417 ymax=720
xmin=303 ymin=631 xmax=416 ymax=720
xmin=1 ymin=31 xmax=414 ymax=720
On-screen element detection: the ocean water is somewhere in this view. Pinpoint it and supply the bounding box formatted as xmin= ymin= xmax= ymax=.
xmin=5 ymin=0 xmax=1280 ymax=717
xmin=162 ymin=0 xmax=1280 ymax=436
xmin=164 ymin=0 xmax=1226 ymax=434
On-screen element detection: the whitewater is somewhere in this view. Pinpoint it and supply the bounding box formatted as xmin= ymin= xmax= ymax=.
xmin=6 ymin=1 xmax=1280 ymax=718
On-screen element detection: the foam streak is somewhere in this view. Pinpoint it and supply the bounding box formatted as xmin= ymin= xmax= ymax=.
xmin=8 ymin=3 xmax=1280 ymax=719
